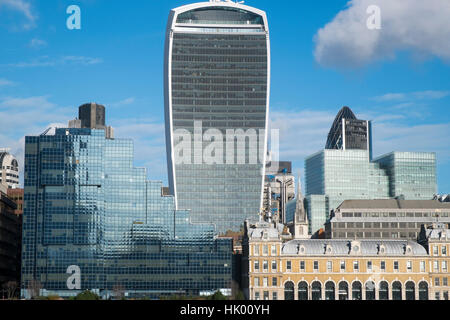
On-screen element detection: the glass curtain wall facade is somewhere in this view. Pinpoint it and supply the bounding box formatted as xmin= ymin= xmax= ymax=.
xmin=21 ymin=128 xmax=232 ymax=299
xmin=305 ymin=150 xmax=376 ymax=233
xmin=305 ymin=150 xmax=437 ymax=234
xmin=325 ymin=107 xmax=372 ymax=159
xmin=164 ymin=2 xmax=270 ymax=234
xmin=374 ymin=152 xmax=437 ymax=200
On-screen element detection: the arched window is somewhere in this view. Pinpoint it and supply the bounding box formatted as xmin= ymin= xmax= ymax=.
xmin=311 ymin=281 xmax=322 ymax=300
xmin=392 ymin=281 xmax=402 ymax=300
xmin=298 ymin=281 xmax=308 ymax=300
xmin=365 ymin=281 xmax=376 ymax=300
xmin=379 ymin=281 xmax=389 ymax=300
xmin=284 ymin=281 xmax=295 ymax=300
xmin=405 ymin=282 xmax=415 ymax=300
xmin=338 ymin=282 xmax=348 ymax=300
xmin=419 ymin=282 xmax=429 ymax=300
xmin=352 ymin=281 xmax=362 ymax=300
xmin=325 ymin=281 xmax=335 ymax=300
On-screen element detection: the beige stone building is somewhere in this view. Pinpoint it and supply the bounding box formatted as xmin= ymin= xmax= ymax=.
xmin=419 ymin=223 xmax=450 ymax=300
xmin=243 ymin=221 xmax=449 ymax=300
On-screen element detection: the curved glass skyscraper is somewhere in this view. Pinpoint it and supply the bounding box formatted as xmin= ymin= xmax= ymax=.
xmin=164 ymin=1 xmax=270 ymax=234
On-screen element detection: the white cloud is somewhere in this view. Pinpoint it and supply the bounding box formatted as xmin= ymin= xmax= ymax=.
xmin=5 ymin=55 xmax=103 ymax=68
xmin=62 ymin=56 xmax=103 ymax=65
xmin=0 ymin=78 xmax=15 ymax=86
xmin=0 ymin=95 xmax=55 ymax=108
xmin=270 ymin=110 xmax=334 ymax=159
xmin=0 ymin=0 xmax=37 ymax=29
xmin=314 ymin=0 xmax=450 ymax=68
xmin=373 ymin=93 xmax=407 ymax=102
xmin=110 ymin=97 xmax=136 ymax=107
xmin=29 ymin=38 xmax=47 ymax=49
xmin=0 ymin=96 xmax=72 ymax=140
xmin=413 ymin=90 xmax=450 ymax=100
xmin=373 ymin=122 xmax=450 ymax=161
xmin=373 ymin=90 xmax=450 ymax=102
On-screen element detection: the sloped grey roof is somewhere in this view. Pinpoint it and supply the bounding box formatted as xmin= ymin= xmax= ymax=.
xmin=426 ymin=228 xmax=450 ymax=240
xmin=330 ymin=217 xmax=450 ymax=223
xmin=247 ymin=222 xmax=281 ymax=240
xmin=282 ymin=239 xmax=427 ymax=256
xmin=338 ymin=199 xmax=450 ymax=210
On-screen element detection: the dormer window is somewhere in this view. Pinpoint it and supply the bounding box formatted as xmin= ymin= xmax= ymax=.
xmin=404 ymin=245 xmax=413 ymax=255
xmin=298 ymin=245 xmax=306 ymax=255
xmin=350 ymin=241 xmax=361 ymax=255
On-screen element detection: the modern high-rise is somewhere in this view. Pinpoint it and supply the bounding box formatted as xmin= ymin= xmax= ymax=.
xmin=0 ymin=149 xmax=19 ymax=189
xmin=164 ymin=1 xmax=270 ymax=234
xmin=304 ymin=107 xmax=437 ymax=234
xmin=374 ymin=152 xmax=437 ymax=200
xmin=21 ymin=108 xmax=232 ymax=299
xmin=68 ymin=103 xmax=114 ymax=139
xmin=325 ymin=106 xmax=373 ymax=159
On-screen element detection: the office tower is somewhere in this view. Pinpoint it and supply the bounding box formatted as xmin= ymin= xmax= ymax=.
xmin=0 ymin=184 xmax=22 ymax=287
xmin=0 ymin=149 xmax=19 ymax=189
xmin=263 ymin=161 xmax=295 ymax=223
xmin=304 ymin=107 xmax=437 ymax=234
xmin=374 ymin=152 xmax=437 ymax=200
xmin=305 ymin=149 xmax=385 ymax=233
xmin=326 ymin=199 xmax=450 ymax=240
xmin=164 ymin=1 xmax=270 ymax=234
xmin=79 ymin=103 xmax=105 ymax=129
xmin=326 ymin=106 xmax=373 ymax=159
xmin=69 ymin=103 xmax=114 ymax=139
xmin=21 ymin=112 xmax=232 ymax=299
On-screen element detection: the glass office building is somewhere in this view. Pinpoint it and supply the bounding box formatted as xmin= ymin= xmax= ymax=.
xmin=164 ymin=1 xmax=270 ymax=234
xmin=21 ymin=128 xmax=232 ymax=299
xmin=305 ymin=149 xmax=437 ymax=234
xmin=304 ymin=107 xmax=438 ymax=234
xmin=325 ymin=106 xmax=372 ymax=159
xmin=374 ymin=152 xmax=437 ymax=200
xmin=305 ymin=150 xmax=381 ymax=234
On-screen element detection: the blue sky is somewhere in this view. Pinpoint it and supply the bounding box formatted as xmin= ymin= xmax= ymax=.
xmin=0 ymin=0 xmax=449 ymax=193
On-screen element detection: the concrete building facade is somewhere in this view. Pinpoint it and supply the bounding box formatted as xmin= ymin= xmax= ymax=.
xmin=0 ymin=149 xmax=19 ymax=189
xmin=0 ymin=184 xmax=22 ymax=287
xmin=326 ymin=199 xmax=450 ymax=240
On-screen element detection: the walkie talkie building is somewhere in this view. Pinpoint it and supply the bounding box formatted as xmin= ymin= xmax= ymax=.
xmin=164 ymin=1 xmax=271 ymax=234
